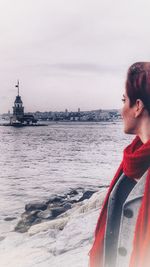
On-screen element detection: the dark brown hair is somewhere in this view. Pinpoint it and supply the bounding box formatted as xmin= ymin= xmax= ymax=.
xmin=126 ymin=62 xmax=150 ymax=114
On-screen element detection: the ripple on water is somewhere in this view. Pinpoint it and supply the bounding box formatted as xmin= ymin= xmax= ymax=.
xmin=0 ymin=122 xmax=132 ymax=218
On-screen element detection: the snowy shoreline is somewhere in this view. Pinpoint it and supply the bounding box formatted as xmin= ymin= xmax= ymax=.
xmin=0 ymin=188 xmax=107 ymax=267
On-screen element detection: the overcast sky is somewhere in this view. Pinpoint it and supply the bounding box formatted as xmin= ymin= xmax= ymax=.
xmin=0 ymin=0 xmax=150 ymax=113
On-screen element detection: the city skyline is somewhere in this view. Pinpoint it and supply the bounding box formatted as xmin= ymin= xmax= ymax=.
xmin=0 ymin=0 xmax=150 ymax=113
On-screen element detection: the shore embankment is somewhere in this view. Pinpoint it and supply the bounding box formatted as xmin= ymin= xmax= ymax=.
xmin=14 ymin=186 xmax=108 ymax=233
xmin=0 ymin=187 xmax=107 ymax=267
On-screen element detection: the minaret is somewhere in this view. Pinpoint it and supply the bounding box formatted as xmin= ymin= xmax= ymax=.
xmin=13 ymin=80 xmax=24 ymax=120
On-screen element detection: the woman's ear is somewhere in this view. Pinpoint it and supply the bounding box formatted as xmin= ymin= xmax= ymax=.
xmin=134 ymin=99 xmax=145 ymax=118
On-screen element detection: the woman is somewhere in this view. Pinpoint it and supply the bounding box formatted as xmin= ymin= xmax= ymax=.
xmin=89 ymin=62 xmax=150 ymax=267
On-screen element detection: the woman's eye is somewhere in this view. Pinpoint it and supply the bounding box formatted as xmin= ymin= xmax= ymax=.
xmin=122 ymin=98 xmax=125 ymax=103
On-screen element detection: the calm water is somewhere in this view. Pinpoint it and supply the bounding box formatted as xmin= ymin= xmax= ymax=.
xmin=0 ymin=121 xmax=132 ymax=219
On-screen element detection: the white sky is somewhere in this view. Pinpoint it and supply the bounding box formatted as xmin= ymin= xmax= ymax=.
xmin=0 ymin=0 xmax=150 ymax=113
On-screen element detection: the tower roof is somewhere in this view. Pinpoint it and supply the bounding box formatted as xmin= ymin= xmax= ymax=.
xmin=14 ymin=80 xmax=23 ymax=104
xmin=14 ymin=95 xmax=23 ymax=104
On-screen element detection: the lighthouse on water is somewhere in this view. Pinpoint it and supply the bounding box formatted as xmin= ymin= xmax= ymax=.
xmin=12 ymin=80 xmax=24 ymax=120
xmin=10 ymin=80 xmax=38 ymax=126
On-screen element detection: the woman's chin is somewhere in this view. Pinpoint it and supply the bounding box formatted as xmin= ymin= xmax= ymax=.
xmin=123 ymin=127 xmax=135 ymax=135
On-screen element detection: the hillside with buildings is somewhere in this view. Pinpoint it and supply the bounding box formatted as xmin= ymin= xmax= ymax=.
xmin=1 ymin=82 xmax=121 ymax=123
xmin=2 ymin=108 xmax=121 ymax=122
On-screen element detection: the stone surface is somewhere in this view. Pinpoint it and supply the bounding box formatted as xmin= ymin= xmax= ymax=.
xmin=37 ymin=210 xmax=52 ymax=219
xmin=4 ymin=217 xmax=17 ymax=221
xmin=15 ymin=188 xmax=98 ymax=233
xmin=78 ymin=190 xmax=96 ymax=202
xmin=25 ymin=202 xmax=47 ymax=212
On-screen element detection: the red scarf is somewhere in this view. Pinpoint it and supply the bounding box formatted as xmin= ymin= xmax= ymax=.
xmin=89 ymin=136 xmax=150 ymax=267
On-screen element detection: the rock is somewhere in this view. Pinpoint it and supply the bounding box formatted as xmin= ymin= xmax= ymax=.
xmin=68 ymin=189 xmax=78 ymax=196
xmin=28 ymin=217 xmax=69 ymax=236
xmin=21 ymin=210 xmax=39 ymax=220
xmin=78 ymin=190 xmax=96 ymax=202
xmin=37 ymin=210 xmax=52 ymax=219
xmin=15 ymin=220 xmax=30 ymax=233
xmin=4 ymin=216 xmax=17 ymax=221
xmin=46 ymin=196 xmax=64 ymax=205
xmin=67 ymin=199 xmax=78 ymax=204
xmin=15 ymin=211 xmax=42 ymax=233
xmin=63 ymin=203 xmax=72 ymax=210
xmin=51 ymin=207 xmax=67 ymax=218
xmin=15 ymin=217 xmax=41 ymax=233
xmin=25 ymin=202 xmax=47 ymax=212
xmin=15 ymin=187 xmax=98 ymax=233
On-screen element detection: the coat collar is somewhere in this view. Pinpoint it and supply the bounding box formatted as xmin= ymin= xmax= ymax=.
xmin=124 ymin=170 xmax=148 ymax=204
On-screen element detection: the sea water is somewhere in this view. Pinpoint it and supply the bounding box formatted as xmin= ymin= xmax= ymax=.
xmin=0 ymin=121 xmax=132 ymax=267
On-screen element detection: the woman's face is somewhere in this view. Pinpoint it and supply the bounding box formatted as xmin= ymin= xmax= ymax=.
xmin=121 ymin=91 xmax=138 ymax=134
